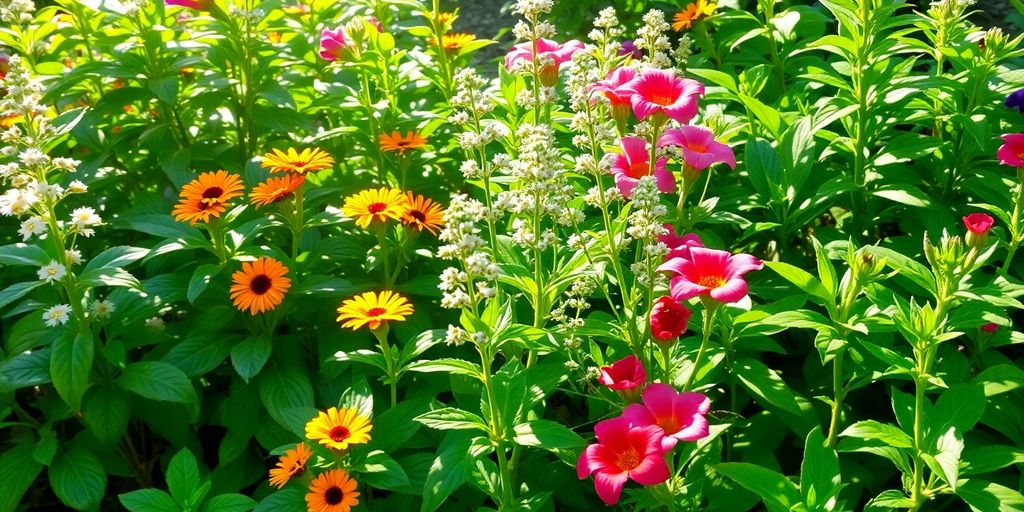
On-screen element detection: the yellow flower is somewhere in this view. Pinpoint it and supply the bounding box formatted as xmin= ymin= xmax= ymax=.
xmin=336 ymin=290 xmax=413 ymax=331
xmin=401 ymin=192 xmax=445 ymax=235
xmin=341 ymin=187 xmax=409 ymax=228
xmin=305 ymin=469 xmax=359 ymax=512
xmin=261 ymin=147 xmax=334 ymax=175
xmin=305 ymin=407 xmax=372 ymax=451
xmin=672 ymin=0 xmax=717 ymax=31
xmin=268 ymin=443 xmax=311 ymax=489
xmin=430 ymin=33 xmax=477 ymax=51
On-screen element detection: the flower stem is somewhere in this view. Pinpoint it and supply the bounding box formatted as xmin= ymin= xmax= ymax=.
xmin=660 ymin=343 xmax=673 ymax=384
xmin=825 ymin=348 xmax=845 ymax=448
xmin=683 ymin=302 xmax=716 ymax=392
xmin=373 ymin=326 xmax=397 ymax=408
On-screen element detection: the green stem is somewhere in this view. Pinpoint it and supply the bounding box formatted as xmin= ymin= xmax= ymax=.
xmin=825 ymin=349 xmax=846 ymax=448
xmin=374 ymin=327 xmax=398 ymax=408
xmin=683 ymin=303 xmax=716 ymax=391
xmin=290 ymin=187 xmax=304 ymax=259
xmin=481 ymin=347 xmax=515 ymax=508
xmin=660 ymin=343 xmax=673 ymax=384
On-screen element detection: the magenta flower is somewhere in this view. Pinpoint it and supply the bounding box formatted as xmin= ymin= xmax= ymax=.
xmin=963 ymin=213 xmax=994 ymax=235
xmin=649 ymin=296 xmax=692 ymax=344
xmin=981 ymin=322 xmax=1000 ymax=333
xmin=598 ymin=355 xmax=646 ymax=391
xmin=623 ymin=70 xmax=704 ymax=124
xmin=658 ymin=126 xmax=736 ymax=171
xmin=576 ymin=417 xmax=670 ymax=505
xmin=622 ymin=383 xmax=711 ymax=452
xmin=589 ymin=67 xmax=637 ymax=130
xmin=165 ymin=0 xmax=211 ymax=10
xmin=659 ymin=224 xmax=703 ymax=261
xmin=504 ymin=38 xmax=584 ymax=86
xmin=618 ymin=39 xmax=643 ymax=59
xmin=997 ymin=133 xmax=1024 ymax=167
xmin=319 ymin=27 xmax=348 ymax=61
xmin=610 ymin=136 xmax=675 ymax=199
xmin=658 ymin=247 xmax=763 ymax=303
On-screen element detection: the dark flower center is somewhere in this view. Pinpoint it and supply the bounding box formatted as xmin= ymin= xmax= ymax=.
xmin=202 ymin=186 xmax=224 ymax=199
xmin=366 ymin=307 xmax=387 ymax=317
xmin=250 ymin=275 xmax=272 ymax=294
xmin=367 ymin=202 xmax=387 ymax=214
xmin=324 ymin=486 xmax=344 ymax=505
xmin=410 ymin=210 xmax=426 ymax=222
xmin=329 ymin=425 xmax=350 ymax=442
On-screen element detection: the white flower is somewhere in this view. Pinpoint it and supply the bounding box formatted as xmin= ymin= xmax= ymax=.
xmin=18 ymin=215 xmax=46 ymax=240
xmin=42 ymin=304 xmax=71 ymax=327
xmin=37 ymin=260 xmax=66 ymax=282
xmin=90 ymin=299 xmax=115 ymax=319
xmin=65 ymin=249 xmax=82 ymax=264
xmin=0 ymin=187 xmax=38 ymax=216
xmin=445 ymin=324 xmax=466 ymax=346
xmin=52 ymin=157 xmax=80 ymax=171
xmin=69 ymin=206 xmax=101 ymax=236
xmin=67 ymin=180 xmax=87 ymax=193
xmin=18 ymin=148 xmax=47 ymax=167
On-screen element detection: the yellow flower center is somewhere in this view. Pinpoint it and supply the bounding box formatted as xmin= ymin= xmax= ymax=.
xmin=698 ymin=275 xmax=725 ymax=288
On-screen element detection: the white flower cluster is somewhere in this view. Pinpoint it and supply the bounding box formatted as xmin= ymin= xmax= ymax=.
xmin=626 ymin=176 xmax=668 ymax=242
xmin=0 ymin=0 xmax=34 ymax=23
xmin=450 ymin=68 xmax=494 ymax=121
xmin=635 ymin=10 xmax=673 ymax=69
xmin=438 ymin=194 xmax=499 ymax=308
xmin=512 ymin=0 xmax=553 ymax=19
xmin=120 ymin=0 xmax=148 ymax=16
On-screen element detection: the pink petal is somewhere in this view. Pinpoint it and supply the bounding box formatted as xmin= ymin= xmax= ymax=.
xmin=577 ymin=443 xmax=610 ymax=478
xmin=724 ymin=253 xmax=763 ymax=278
xmin=628 ymin=456 xmax=671 ymax=486
xmin=593 ymin=416 xmax=632 ymax=446
xmin=708 ymin=140 xmax=737 ymax=169
xmin=630 ymin=97 xmax=660 ymax=120
xmin=622 ymin=403 xmax=658 ymax=427
xmin=709 ymin=277 xmax=748 ymax=303
xmin=615 ymin=174 xmax=639 ymax=199
xmin=652 ymin=167 xmax=677 ymax=194
xmin=670 ymin=276 xmax=707 ymax=302
xmin=640 ymin=384 xmax=678 ymax=420
xmin=657 ymin=256 xmax=693 ymax=275
xmin=594 ymin=471 xmax=629 ymax=505
xmin=620 ymin=137 xmax=649 ymax=164
xmin=674 ymin=414 xmax=709 ymax=442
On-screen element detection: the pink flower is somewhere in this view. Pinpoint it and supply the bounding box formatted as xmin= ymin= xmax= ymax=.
xmin=165 ymin=0 xmax=211 ymax=10
xmin=598 ymin=355 xmax=646 ymax=391
xmin=589 ymin=67 xmax=637 ymax=130
xmin=504 ymin=38 xmax=585 ymax=86
xmin=319 ymin=27 xmax=348 ymax=61
xmin=618 ymin=39 xmax=643 ymax=59
xmin=623 ymin=70 xmax=704 ymax=124
xmin=649 ymin=296 xmax=692 ymax=344
xmin=576 ymin=417 xmax=670 ymax=505
xmin=658 ymin=247 xmax=763 ymax=303
xmin=981 ymin=322 xmax=999 ymax=333
xmin=997 ymin=133 xmax=1024 ymax=167
xmin=963 ymin=213 xmax=994 ymax=234
xmin=659 ymin=224 xmax=703 ymax=261
xmin=365 ymin=16 xmax=384 ymax=32
xmin=622 ymin=384 xmax=711 ymax=452
xmin=610 ymin=136 xmax=676 ymax=199
xmin=658 ymin=126 xmax=736 ymax=171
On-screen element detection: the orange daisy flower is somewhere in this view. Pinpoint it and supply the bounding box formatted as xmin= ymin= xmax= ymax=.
xmin=672 ymin=0 xmax=717 ymax=31
xmin=251 ymin=174 xmax=305 ymax=207
xmin=305 ymin=407 xmax=373 ymax=451
xmin=401 ymin=193 xmax=445 ymax=235
xmin=378 ymin=131 xmax=428 ymax=155
xmin=429 ymin=33 xmax=476 ymax=51
xmin=336 ymin=290 xmax=413 ymax=331
xmin=305 ymin=469 xmax=359 ymax=512
xmin=268 ymin=443 xmax=312 ymax=489
xmin=229 ymin=257 xmax=292 ymax=314
xmin=171 ymin=170 xmax=244 ymax=225
xmin=341 ymin=187 xmax=409 ymax=228
xmin=436 ymin=11 xmax=456 ymax=29
xmin=0 ymin=114 xmax=23 ymax=129
xmin=261 ymin=147 xmax=335 ymax=175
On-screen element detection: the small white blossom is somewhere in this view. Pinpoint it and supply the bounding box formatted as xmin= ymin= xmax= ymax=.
xmin=90 ymin=299 xmax=115 ymax=319
xmin=42 ymin=304 xmax=71 ymax=327
xmin=37 ymin=260 xmax=66 ymax=282
xmin=18 ymin=215 xmax=46 ymax=240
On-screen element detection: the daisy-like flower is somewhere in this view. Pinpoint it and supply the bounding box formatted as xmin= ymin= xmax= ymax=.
xmin=69 ymin=206 xmax=102 ymax=237
xmin=18 ymin=216 xmax=46 ymax=241
xmin=658 ymin=247 xmax=763 ymax=303
xmin=250 ymin=174 xmax=305 ymax=207
xmin=90 ymin=299 xmax=116 ymax=319
xmin=305 ymin=469 xmax=360 ymax=512
xmin=261 ymin=147 xmax=334 ymax=175
xmin=431 ymin=32 xmax=477 ymax=51
xmin=336 ymin=290 xmax=413 ymax=331
xmin=341 ymin=187 xmax=409 ymax=228
xmin=379 ymin=131 xmax=428 ymax=155
xmin=672 ymin=0 xmax=717 ymax=31
xmin=172 ymin=171 xmax=245 ymax=225
xmin=658 ymin=126 xmax=736 ymax=171
xmin=305 ymin=407 xmax=372 ymax=451
xmin=65 ymin=249 xmax=82 ymax=265
xmin=38 ymin=260 xmax=66 ymax=283
xmin=229 ymin=257 xmax=292 ymax=314
xmin=623 ymin=70 xmax=705 ymax=125
xmin=42 ymin=304 xmax=72 ymax=327
xmin=401 ymin=192 xmax=445 ymax=235
xmin=268 ymin=443 xmax=312 ymax=489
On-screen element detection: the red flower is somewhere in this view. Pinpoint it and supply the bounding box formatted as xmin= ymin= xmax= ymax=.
xmin=623 ymin=69 xmax=704 ymax=124
xmin=981 ymin=322 xmax=999 ymax=333
xmin=963 ymin=213 xmax=994 ymax=247
xmin=576 ymin=417 xmax=670 ymax=505
xmin=598 ymin=355 xmax=646 ymax=391
xmin=649 ymin=296 xmax=692 ymax=344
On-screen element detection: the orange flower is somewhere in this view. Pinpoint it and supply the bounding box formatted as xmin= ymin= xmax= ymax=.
xmin=261 ymin=147 xmax=334 ymax=175
xmin=268 ymin=443 xmax=311 ymax=489
xmin=379 ymin=131 xmax=428 ymax=155
xmin=402 ymin=192 xmax=445 ymax=235
xmin=341 ymin=187 xmax=409 ymax=228
xmin=672 ymin=0 xmax=717 ymax=31
xmin=336 ymin=291 xmax=413 ymax=331
xmin=229 ymin=257 xmax=291 ymax=314
xmin=171 ymin=171 xmax=244 ymax=225
xmin=305 ymin=469 xmax=359 ymax=512
xmin=0 ymin=114 xmax=23 ymax=129
xmin=436 ymin=11 xmax=456 ymax=29
xmin=429 ymin=33 xmax=476 ymax=51
xmin=251 ymin=174 xmax=305 ymax=207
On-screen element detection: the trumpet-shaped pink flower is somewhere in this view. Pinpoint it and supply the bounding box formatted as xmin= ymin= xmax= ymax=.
xmin=319 ymin=27 xmax=348 ymax=61
xmin=622 ymin=384 xmax=711 ymax=452
xmin=649 ymin=296 xmax=692 ymax=343
xmin=610 ymin=137 xmax=675 ymax=199
xmin=166 ymin=0 xmax=212 ymax=10
xmin=997 ymin=133 xmax=1024 ymax=167
xmin=598 ymin=355 xmax=646 ymax=391
xmin=577 ymin=417 xmax=670 ymax=505
xmin=623 ymin=70 xmax=704 ymax=124
xmin=658 ymin=247 xmax=763 ymax=303
xmin=658 ymin=126 xmax=736 ymax=171
xmin=659 ymin=224 xmax=703 ymax=261
xmin=504 ymin=38 xmax=584 ymax=86
xmin=590 ymin=67 xmax=637 ymax=107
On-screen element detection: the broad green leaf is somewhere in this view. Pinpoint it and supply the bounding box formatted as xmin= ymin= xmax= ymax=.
xmin=259 ymin=364 xmax=314 ymax=429
xmin=50 ymin=330 xmax=94 ymax=411
xmin=801 ymin=427 xmax=840 ymax=511
xmin=0 ymin=281 xmax=44 ymax=310
xmin=930 ymin=384 xmax=985 ymax=443
xmin=421 ymin=433 xmax=475 ymax=512
xmin=252 ymin=488 xmax=304 ymax=512
xmin=716 ymin=462 xmax=803 ymax=512
xmin=956 ymin=479 xmax=1024 ymax=512
xmin=513 ymin=420 xmax=585 ymax=450
xmin=50 ymin=447 xmax=106 ymax=510
xmin=166 ymin=448 xmax=200 ymax=506
xmin=864 ymin=490 xmax=915 ymax=510
xmin=0 ymin=347 xmax=52 ymax=391
xmin=415 ymin=407 xmax=488 ymax=432
xmin=118 ymin=361 xmax=197 ymax=404
xmin=201 ymin=494 xmax=256 ymax=512
xmin=187 ymin=264 xmax=221 ymax=304
xmin=231 ymin=335 xmax=272 ymax=382
xmin=404 ymin=358 xmax=482 ymax=379
xmin=119 ymin=489 xmax=179 ymax=512
xmin=371 ymin=399 xmax=429 ymax=451
xmin=961 ymin=445 xmax=1024 ymax=476
xmin=734 ymin=357 xmax=816 ymax=436
xmin=921 ymin=427 xmax=963 ymax=491
xmin=0 ymin=243 xmax=49 ymax=266
xmin=839 ymin=420 xmax=914 ymax=449
xmin=354 ymin=450 xmax=410 ymax=490
xmin=84 ymin=384 xmax=130 ymax=443
xmin=972 ymin=364 xmax=1024 ymax=397
xmin=765 ymin=261 xmax=833 ymax=306
xmin=0 ymin=444 xmax=43 ymax=512
xmin=82 ymin=246 xmax=148 ymax=273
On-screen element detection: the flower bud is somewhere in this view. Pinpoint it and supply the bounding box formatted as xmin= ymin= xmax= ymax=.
xmin=962 ymin=213 xmax=994 ymax=247
xmin=598 ymin=355 xmax=646 ymax=402
xmin=649 ymin=296 xmax=692 ymax=347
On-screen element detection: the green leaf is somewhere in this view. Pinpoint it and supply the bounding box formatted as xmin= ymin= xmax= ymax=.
xmin=119 ymin=489 xmax=179 ymax=512
xmin=231 ymin=335 xmax=272 ymax=382
xmin=0 ymin=444 xmax=43 ymax=512
xmin=32 ymin=426 xmax=57 ymax=465
xmin=50 ymin=447 xmax=106 ymax=510
xmin=972 ymin=364 xmax=1024 ymax=397
xmin=865 ymin=246 xmax=936 ymax=296
xmin=0 ymin=243 xmax=49 ymax=266
xmin=864 ymin=490 xmax=915 ymax=510
xmin=734 ymin=357 xmax=816 ymax=436
xmin=930 ymin=384 xmax=985 ymax=442
xmin=82 ymin=246 xmax=148 ymax=274
xmin=0 ymin=347 xmax=52 ymax=391
xmin=50 ymin=330 xmax=94 ymax=411
xmin=371 ymin=399 xmax=428 ymax=452
xmin=148 ymin=76 xmax=178 ymax=104
xmin=921 ymin=427 xmax=963 ymax=491
xmin=839 ymin=420 xmax=914 ymax=449
xmin=801 ymin=427 xmax=840 ymax=510
xmin=415 ymin=407 xmax=488 ymax=432
xmin=252 ymin=488 xmax=305 ymax=512
xmin=956 ymin=479 xmax=1024 ymax=512
xmin=118 ymin=361 xmax=197 ymax=404
xmin=811 ymin=237 xmax=837 ymax=298
xmin=84 ymin=384 xmax=130 ymax=443
xmin=187 ymin=264 xmax=221 ymax=304
xmin=202 ymin=494 xmax=256 ymax=512
xmin=421 ymin=433 xmax=475 ymax=512
xmin=0 ymin=281 xmax=44 ymax=310
xmin=404 ymin=358 xmax=482 ymax=379
xmin=716 ymin=462 xmax=803 ymax=511
xmin=961 ymin=445 xmax=1024 ymax=476
xmin=259 ymin=364 xmax=314 ymax=429
xmin=166 ymin=448 xmax=200 ymax=506
xmin=354 ymin=450 xmax=410 ymax=490
xmin=765 ymin=261 xmax=833 ymax=306
xmin=512 ymin=420 xmax=585 ymax=450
